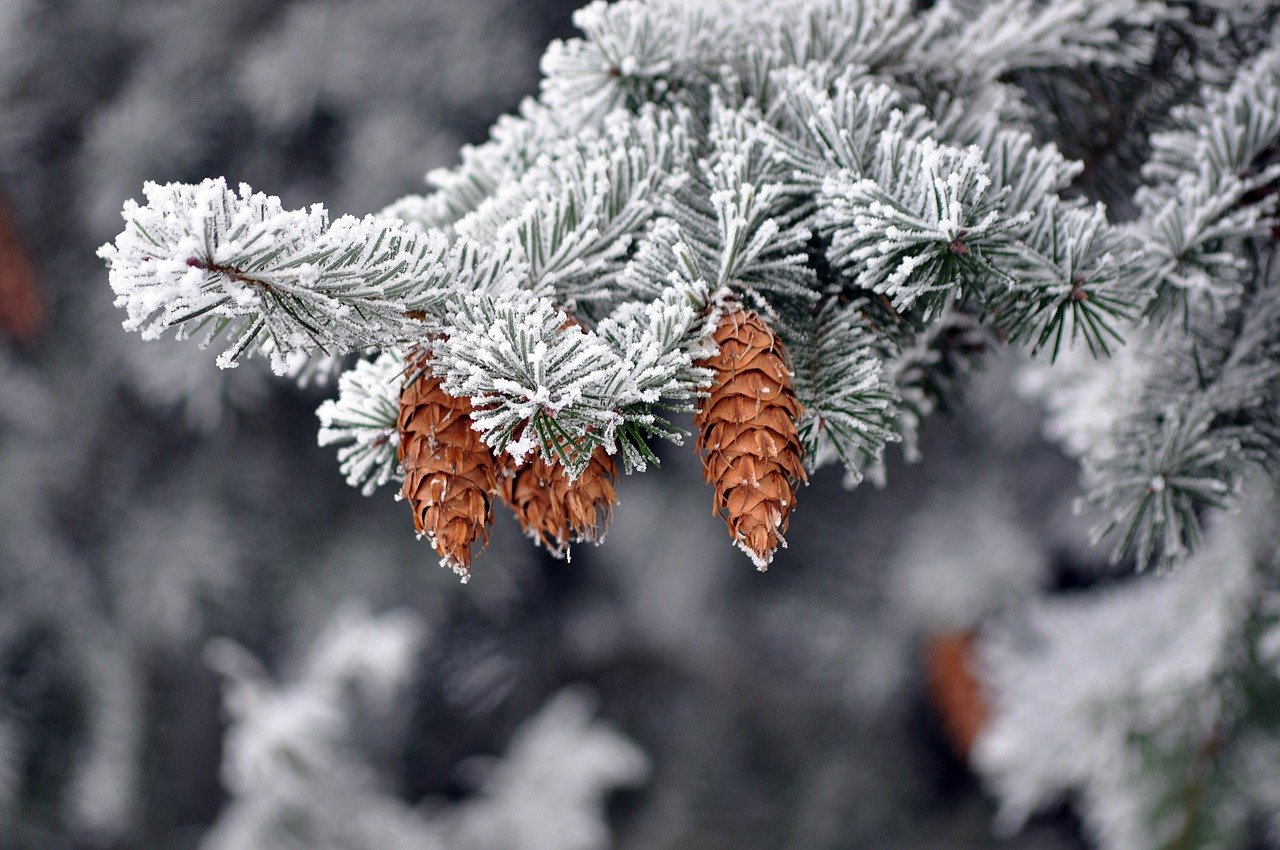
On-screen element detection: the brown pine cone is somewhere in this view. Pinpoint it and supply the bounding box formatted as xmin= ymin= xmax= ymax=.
xmin=499 ymin=447 xmax=618 ymax=558
xmin=398 ymin=354 xmax=497 ymax=581
xmin=694 ymin=309 xmax=806 ymax=569
xmin=923 ymin=630 xmax=990 ymax=760
xmin=0 ymin=200 xmax=43 ymax=346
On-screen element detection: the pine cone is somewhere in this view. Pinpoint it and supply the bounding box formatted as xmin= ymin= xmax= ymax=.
xmin=499 ymin=447 xmax=618 ymax=558
xmin=0 ymin=200 xmax=43 ymax=346
xmin=695 ymin=309 xmax=806 ymax=569
xmin=398 ymin=354 xmax=497 ymax=580
xmin=923 ymin=630 xmax=990 ymax=760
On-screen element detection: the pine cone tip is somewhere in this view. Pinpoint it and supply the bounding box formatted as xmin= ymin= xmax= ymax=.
xmin=414 ymin=530 xmax=477 ymax=583
xmin=735 ymin=532 xmax=785 ymax=571
xmin=443 ymin=557 xmax=472 ymax=584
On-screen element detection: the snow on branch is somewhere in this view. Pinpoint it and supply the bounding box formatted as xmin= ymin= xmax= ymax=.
xmin=917 ymin=0 xmax=1176 ymax=81
xmin=788 ymin=299 xmax=900 ymax=479
xmin=98 ymin=0 xmax=1280 ymax=581
xmin=595 ymin=279 xmax=718 ymax=470
xmin=316 ymin=351 xmax=405 ymax=496
xmin=976 ymin=493 xmax=1280 ymax=848
xmin=992 ymin=204 xmax=1140 ymax=358
xmin=539 ymin=0 xmax=747 ymax=126
xmin=821 ymin=133 xmax=1026 ymax=313
xmin=99 ymin=178 xmax=515 ymax=371
xmin=778 ymin=72 xmax=931 ymax=182
xmin=627 ymin=103 xmax=815 ymax=307
xmin=432 ymin=291 xmax=626 ymax=475
xmin=1082 ymin=278 xmax=1280 ymax=569
xmin=459 ymin=107 xmax=690 ymax=310
xmin=1134 ymin=47 xmax=1280 ymax=316
xmin=771 ymin=0 xmax=918 ymax=73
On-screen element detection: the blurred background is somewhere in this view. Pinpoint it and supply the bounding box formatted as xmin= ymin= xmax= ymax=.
xmin=0 ymin=1 xmax=1110 ymax=847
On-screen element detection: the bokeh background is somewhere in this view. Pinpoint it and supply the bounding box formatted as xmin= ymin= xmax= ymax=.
xmin=0 ymin=1 xmax=1108 ymax=847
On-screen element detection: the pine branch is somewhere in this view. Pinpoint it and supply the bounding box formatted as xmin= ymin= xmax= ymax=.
xmin=772 ymin=0 xmax=918 ymax=74
xmin=916 ymin=0 xmax=1176 ymax=82
xmin=777 ymin=73 xmax=932 ymax=182
xmin=820 ymin=133 xmax=1028 ymax=314
xmin=626 ymin=102 xmax=816 ymax=308
xmin=408 ymin=102 xmax=566 ymax=232
xmin=788 ymin=299 xmax=899 ymax=480
xmin=98 ymin=0 xmax=1280 ymax=585
xmin=99 ymin=178 xmax=518 ymax=371
xmin=316 ymin=352 xmax=405 ymax=496
xmin=431 ymin=290 xmax=626 ymax=475
xmin=595 ymin=279 xmax=718 ymax=471
xmin=1083 ymin=402 xmax=1244 ymax=570
xmin=458 ymin=107 xmax=690 ymax=310
xmin=538 ymin=0 xmax=744 ymax=126
xmin=1133 ymin=47 xmax=1280 ymax=317
xmin=1081 ymin=275 xmax=1280 ymax=570
xmin=991 ymin=204 xmax=1140 ymax=358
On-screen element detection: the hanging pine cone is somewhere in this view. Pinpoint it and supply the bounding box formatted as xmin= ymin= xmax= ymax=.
xmin=0 ymin=199 xmax=43 ymax=346
xmin=499 ymin=446 xmax=618 ymax=558
xmin=923 ymin=630 xmax=990 ymax=760
xmin=695 ymin=309 xmax=806 ymax=569
xmin=397 ymin=353 xmax=497 ymax=580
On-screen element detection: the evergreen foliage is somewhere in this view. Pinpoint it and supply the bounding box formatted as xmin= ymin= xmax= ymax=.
xmin=93 ymin=2 xmax=1280 ymax=845
xmin=100 ymin=0 xmax=1189 ymax=505
xmin=98 ymin=0 xmax=1280 ymax=574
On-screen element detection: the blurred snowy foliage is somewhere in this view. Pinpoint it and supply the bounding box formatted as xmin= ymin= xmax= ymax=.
xmin=978 ymin=488 xmax=1280 ymax=849
xmin=204 ymin=608 xmax=644 ymax=850
xmin=439 ymin=689 xmax=649 ymax=850
xmin=201 ymin=604 xmax=434 ymax=850
xmin=889 ymin=483 xmax=1050 ymax=632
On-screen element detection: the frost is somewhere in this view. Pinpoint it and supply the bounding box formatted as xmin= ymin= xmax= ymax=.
xmin=317 ymin=351 xmax=406 ymax=496
xmin=99 ymin=178 xmax=483 ymax=371
xmin=976 ymin=493 xmax=1280 ymax=849
xmin=203 ymin=609 xmax=645 ymax=850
